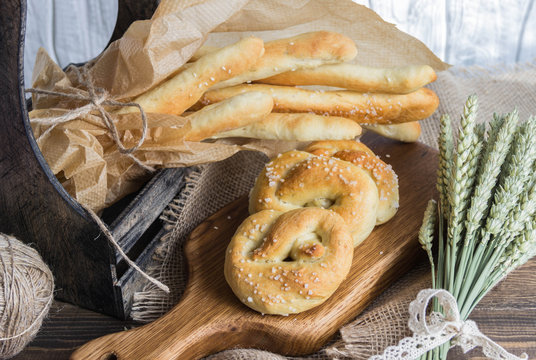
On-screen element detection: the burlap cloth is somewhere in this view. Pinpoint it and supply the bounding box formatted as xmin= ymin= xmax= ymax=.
xmin=130 ymin=62 xmax=536 ymax=359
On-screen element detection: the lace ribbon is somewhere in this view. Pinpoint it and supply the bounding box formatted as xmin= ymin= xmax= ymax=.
xmin=370 ymin=289 xmax=528 ymax=360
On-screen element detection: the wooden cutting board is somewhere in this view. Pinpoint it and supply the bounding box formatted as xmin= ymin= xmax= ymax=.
xmin=70 ymin=133 xmax=437 ymax=360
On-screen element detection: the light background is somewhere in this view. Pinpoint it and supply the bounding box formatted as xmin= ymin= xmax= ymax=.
xmin=24 ymin=0 xmax=536 ymax=90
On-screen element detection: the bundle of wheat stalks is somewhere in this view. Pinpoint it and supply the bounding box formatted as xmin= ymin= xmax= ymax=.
xmin=418 ymin=95 xmax=536 ymax=359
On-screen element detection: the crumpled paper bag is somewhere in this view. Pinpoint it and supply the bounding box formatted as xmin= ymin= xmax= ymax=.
xmin=29 ymin=0 xmax=448 ymax=212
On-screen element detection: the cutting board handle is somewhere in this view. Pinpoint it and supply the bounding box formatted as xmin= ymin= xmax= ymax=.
xmin=70 ymin=290 xmax=235 ymax=360
xmin=70 ymin=139 xmax=437 ymax=360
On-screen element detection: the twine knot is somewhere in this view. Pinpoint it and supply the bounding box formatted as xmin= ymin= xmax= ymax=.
xmin=370 ymin=289 xmax=528 ymax=360
xmin=25 ymin=65 xmax=169 ymax=293
xmin=26 ymin=65 xmax=154 ymax=171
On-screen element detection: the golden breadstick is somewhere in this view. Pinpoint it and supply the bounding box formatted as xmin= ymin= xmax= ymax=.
xmin=188 ymin=45 xmax=219 ymax=62
xmin=212 ymin=113 xmax=361 ymax=141
xmin=363 ymin=122 xmax=422 ymax=142
xmin=259 ymin=64 xmax=437 ymax=94
xmin=118 ymin=36 xmax=264 ymax=116
xmin=184 ymin=92 xmax=273 ymax=141
xmin=210 ymin=31 xmax=357 ymax=90
xmin=200 ymin=84 xmax=439 ymax=124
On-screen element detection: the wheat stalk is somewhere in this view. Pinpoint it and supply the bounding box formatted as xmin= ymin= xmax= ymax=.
xmin=419 ymin=98 xmax=536 ymax=360
xmin=419 ymin=199 xmax=437 ymax=288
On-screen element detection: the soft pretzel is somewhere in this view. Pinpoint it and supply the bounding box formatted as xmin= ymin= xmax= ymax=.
xmin=118 ymin=36 xmax=264 ymax=116
xmin=362 ymin=122 xmax=421 ymax=143
xmin=249 ymin=150 xmax=378 ymax=246
xmin=212 ymin=113 xmax=361 ymax=141
xmin=184 ymin=92 xmax=273 ymax=141
xmin=305 ymin=140 xmax=375 ymax=157
xmin=200 ymin=84 xmax=439 ymax=125
xmin=224 ymin=208 xmax=353 ymax=315
xmin=304 ymin=140 xmax=399 ymax=224
xmin=259 ymin=64 xmax=437 ymax=94
xmin=210 ymin=31 xmax=357 ymax=90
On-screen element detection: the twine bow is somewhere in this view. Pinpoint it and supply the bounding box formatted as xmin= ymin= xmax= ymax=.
xmin=26 ymin=64 xmax=154 ymax=172
xmin=25 ymin=65 xmax=169 ymax=293
xmin=370 ymin=289 xmax=528 ymax=360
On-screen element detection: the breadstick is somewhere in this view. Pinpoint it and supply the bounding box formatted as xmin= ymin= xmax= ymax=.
xmin=188 ymin=45 xmax=219 ymax=62
xmin=212 ymin=113 xmax=361 ymax=141
xmin=259 ymin=64 xmax=437 ymax=94
xmin=210 ymin=31 xmax=357 ymax=90
xmin=200 ymin=84 xmax=439 ymax=124
xmin=184 ymin=92 xmax=273 ymax=141
xmin=363 ymin=121 xmax=421 ymax=142
xmin=118 ymin=36 xmax=264 ymax=116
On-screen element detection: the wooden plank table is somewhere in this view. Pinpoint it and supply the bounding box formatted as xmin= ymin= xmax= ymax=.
xmin=13 ymin=258 xmax=536 ymax=360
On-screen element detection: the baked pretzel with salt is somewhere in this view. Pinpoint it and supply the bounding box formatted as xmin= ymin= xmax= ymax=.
xmin=305 ymin=140 xmax=399 ymax=225
xmin=224 ymin=208 xmax=353 ymax=315
xmin=249 ymin=149 xmax=379 ymax=246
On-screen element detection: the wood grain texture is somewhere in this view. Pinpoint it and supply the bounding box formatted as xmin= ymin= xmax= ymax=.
xmin=0 ymin=0 xmax=121 ymax=316
xmin=354 ymin=0 xmax=536 ymax=66
xmin=0 ymin=0 xmax=187 ymax=319
xmin=12 ymin=259 xmax=536 ymax=359
xmin=69 ymin=135 xmax=437 ymax=360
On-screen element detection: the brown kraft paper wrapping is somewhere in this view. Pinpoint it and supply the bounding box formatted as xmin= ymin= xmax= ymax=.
xmin=29 ymin=0 xmax=448 ymax=212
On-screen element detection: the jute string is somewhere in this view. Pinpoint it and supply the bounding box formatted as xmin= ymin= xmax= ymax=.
xmin=0 ymin=233 xmax=54 ymax=359
xmin=25 ymin=66 xmax=169 ymax=293
xmin=26 ymin=65 xmax=154 ymax=173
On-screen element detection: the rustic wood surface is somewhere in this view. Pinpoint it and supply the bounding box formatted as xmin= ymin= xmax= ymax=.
xmin=13 ymin=259 xmax=536 ymax=360
xmin=0 ymin=0 xmax=125 ymax=317
xmin=0 ymin=0 xmax=188 ymax=319
xmin=9 ymin=138 xmax=536 ymax=359
xmin=62 ymin=137 xmax=436 ymax=360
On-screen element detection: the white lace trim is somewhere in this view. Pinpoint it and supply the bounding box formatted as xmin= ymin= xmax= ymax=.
xmin=370 ymin=289 xmax=528 ymax=360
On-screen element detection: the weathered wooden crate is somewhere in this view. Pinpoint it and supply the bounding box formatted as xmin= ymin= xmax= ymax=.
xmin=0 ymin=0 xmax=183 ymax=319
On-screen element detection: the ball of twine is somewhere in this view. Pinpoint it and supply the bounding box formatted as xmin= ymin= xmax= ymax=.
xmin=0 ymin=233 xmax=54 ymax=359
